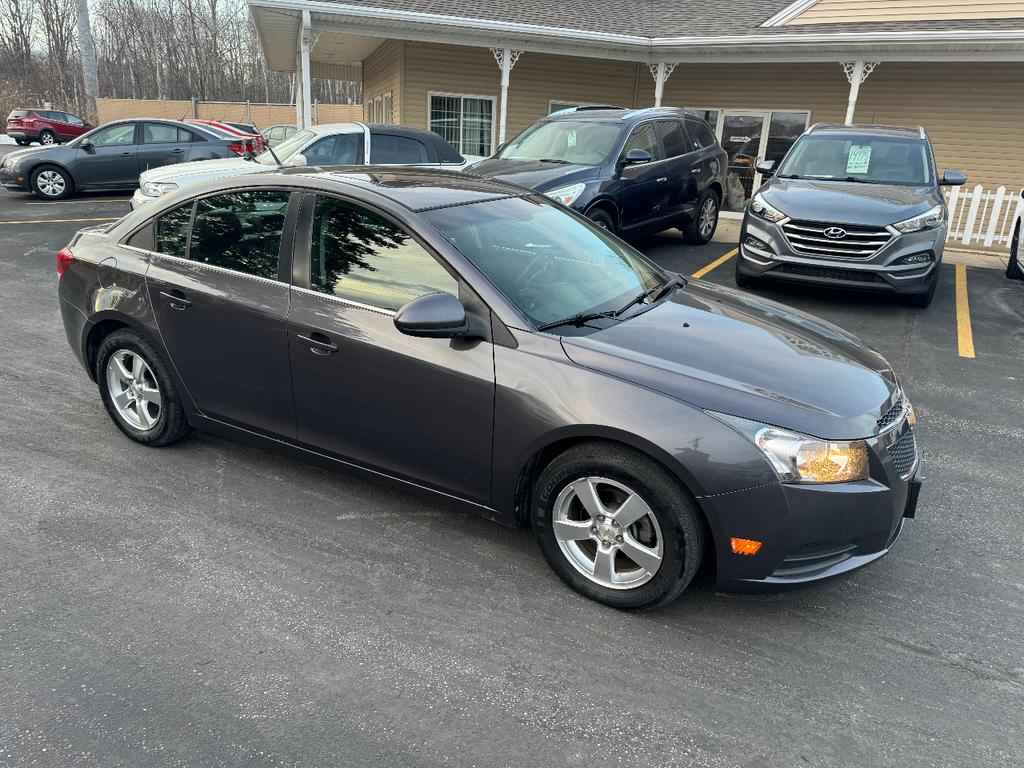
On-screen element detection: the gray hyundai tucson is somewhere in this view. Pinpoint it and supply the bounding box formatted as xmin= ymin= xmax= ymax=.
xmin=58 ymin=167 xmax=922 ymax=610
xmin=736 ymin=124 xmax=966 ymax=307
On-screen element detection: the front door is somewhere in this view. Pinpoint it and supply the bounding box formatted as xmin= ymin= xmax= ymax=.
xmin=617 ymin=121 xmax=671 ymax=231
xmin=137 ymin=122 xmax=193 ymax=173
xmin=143 ymin=189 xmax=297 ymax=438
xmin=287 ymin=193 xmax=495 ymax=504
xmin=76 ymin=122 xmax=140 ymax=188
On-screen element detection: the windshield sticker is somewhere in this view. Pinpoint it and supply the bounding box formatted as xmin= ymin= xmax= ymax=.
xmin=567 ymin=130 xmax=577 ymax=149
xmin=847 ymin=145 xmax=872 ymax=175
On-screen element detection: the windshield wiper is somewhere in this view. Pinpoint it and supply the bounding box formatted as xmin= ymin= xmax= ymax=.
xmin=614 ymin=276 xmax=683 ymax=318
xmin=779 ymin=173 xmax=802 ymax=180
xmin=536 ymin=158 xmax=571 ymax=164
xmin=537 ymin=310 xmax=618 ymax=332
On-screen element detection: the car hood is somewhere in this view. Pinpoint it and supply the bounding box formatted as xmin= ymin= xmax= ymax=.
xmin=561 ymin=280 xmax=899 ymax=440
xmin=4 ymin=144 xmax=70 ymax=166
xmin=469 ymin=157 xmax=601 ymax=191
xmin=762 ymin=178 xmax=940 ymax=226
xmin=141 ymin=156 xmax=257 ymax=184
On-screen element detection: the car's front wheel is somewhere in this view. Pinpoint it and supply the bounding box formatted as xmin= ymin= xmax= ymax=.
xmin=30 ymin=165 xmax=73 ymax=199
xmin=95 ymin=329 xmax=190 ymax=446
xmin=586 ymin=207 xmax=616 ymax=234
xmin=1006 ymin=225 xmax=1022 ymax=280
xmin=532 ymin=442 xmax=704 ymax=610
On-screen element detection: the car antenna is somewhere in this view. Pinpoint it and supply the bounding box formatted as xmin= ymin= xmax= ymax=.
xmin=247 ymin=117 xmax=282 ymax=166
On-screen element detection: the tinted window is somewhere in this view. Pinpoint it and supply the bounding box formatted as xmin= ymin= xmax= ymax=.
xmin=657 ymin=121 xmax=688 ymax=158
xmin=302 ymin=134 xmax=363 ymax=165
xmin=143 ymin=123 xmax=190 ymax=144
xmin=8 ymin=110 xmax=29 ymax=118
xmin=155 ymin=203 xmax=193 ymax=258
xmin=687 ymin=120 xmax=717 ymax=150
xmin=90 ymin=123 xmax=136 ymax=146
xmin=370 ymin=134 xmax=431 ymax=164
xmin=310 ymin=196 xmax=458 ymax=311
xmin=66 ymin=114 xmax=85 ymax=126
xmin=189 ymin=191 xmax=290 ymax=279
xmin=498 ymin=120 xmax=621 ymax=166
xmin=622 ymin=123 xmax=663 ymax=161
xmin=777 ymin=135 xmax=934 ymax=185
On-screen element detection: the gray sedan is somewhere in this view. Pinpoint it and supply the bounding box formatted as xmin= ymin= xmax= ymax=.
xmin=0 ymin=119 xmax=242 ymax=199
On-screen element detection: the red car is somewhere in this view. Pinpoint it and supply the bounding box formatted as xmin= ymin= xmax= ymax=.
xmin=6 ymin=109 xmax=93 ymax=145
xmin=184 ymin=119 xmax=266 ymax=154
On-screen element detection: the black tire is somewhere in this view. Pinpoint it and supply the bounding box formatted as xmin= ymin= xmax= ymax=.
xmin=95 ymin=329 xmax=190 ymax=447
xmin=30 ymin=164 xmax=73 ymax=199
xmin=681 ymin=190 xmax=719 ymax=244
xmin=1006 ymin=225 xmax=1022 ymax=280
xmin=15 ymin=138 xmax=29 ymax=146
xmin=587 ymin=207 xmax=616 ymax=234
xmin=904 ymin=274 xmax=938 ymax=308
xmin=532 ymin=442 xmax=705 ymax=611
xmin=38 ymin=129 xmax=56 ymax=145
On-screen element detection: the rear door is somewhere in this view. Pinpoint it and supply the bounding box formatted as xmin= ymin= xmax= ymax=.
xmin=617 ymin=122 xmax=669 ymax=232
xmin=138 ymin=122 xmax=193 ymax=172
xmin=47 ymin=111 xmax=74 ymax=141
xmin=655 ymin=120 xmax=694 ymax=221
xmin=75 ymin=122 xmax=141 ymax=188
xmin=143 ymin=189 xmax=298 ymax=437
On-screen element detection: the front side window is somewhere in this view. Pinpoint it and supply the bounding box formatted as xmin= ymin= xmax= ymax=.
xmin=143 ymin=123 xmax=189 ymax=144
xmin=155 ymin=203 xmax=192 ymax=258
xmin=777 ymin=135 xmax=935 ymax=186
xmin=429 ymin=95 xmax=493 ymax=157
xmin=310 ymin=196 xmax=458 ymax=311
xmin=369 ymin=134 xmax=430 ymax=164
xmin=89 ymin=123 xmax=136 ymax=147
xmin=622 ymin=123 xmax=663 ymax=162
xmin=497 ymin=120 xmax=622 ymax=166
xmin=189 ymin=191 xmax=290 ymax=279
xmin=423 ymin=196 xmax=665 ymax=328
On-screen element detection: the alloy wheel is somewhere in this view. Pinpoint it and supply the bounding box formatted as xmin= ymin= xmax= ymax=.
xmin=40 ymin=132 xmax=55 ymax=145
xmin=699 ymin=197 xmax=718 ymax=240
xmin=105 ymin=349 xmax=162 ymax=431
xmin=36 ymin=170 xmax=66 ymax=197
xmin=552 ymin=476 xmax=664 ymax=590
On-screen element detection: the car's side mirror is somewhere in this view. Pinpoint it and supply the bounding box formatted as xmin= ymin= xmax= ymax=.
xmin=620 ymin=148 xmax=652 ymax=167
xmin=496 ymin=142 xmax=508 ymax=154
xmin=285 ymin=153 xmax=307 ymax=167
xmin=394 ymin=293 xmax=469 ymax=338
xmin=940 ymin=170 xmax=967 ymax=186
xmin=755 ymin=159 xmax=776 ymax=176
xmin=80 ymin=138 xmax=94 ymax=152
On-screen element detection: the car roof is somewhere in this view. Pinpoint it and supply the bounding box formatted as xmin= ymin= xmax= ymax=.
xmin=543 ymin=106 xmax=692 ymax=123
xmin=806 ymin=123 xmax=927 ymax=140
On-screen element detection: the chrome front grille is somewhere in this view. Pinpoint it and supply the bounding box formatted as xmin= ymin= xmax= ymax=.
xmin=782 ymin=220 xmax=893 ymax=259
xmin=887 ymin=429 xmax=918 ymax=477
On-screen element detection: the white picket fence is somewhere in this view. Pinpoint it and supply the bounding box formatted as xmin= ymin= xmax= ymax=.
xmin=945 ymin=184 xmax=1023 ymax=250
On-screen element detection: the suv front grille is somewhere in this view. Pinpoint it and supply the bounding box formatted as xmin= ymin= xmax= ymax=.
xmin=782 ymin=220 xmax=893 ymax=259
xmin=777 ymin=263 xmax=884 ymax=283
xmin=887 ymin=429 xmax=918 ymax=477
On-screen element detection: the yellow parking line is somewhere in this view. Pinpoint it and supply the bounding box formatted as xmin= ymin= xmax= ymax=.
xmin=0 ymin=216 xmax=120 ymax=225
xmin=955 ymin=264 xmax=975 ymax=359
xmin=691 ymin=248 xmax=738 ymax=279
xmin=26 ymin=199 xmax=128 ymax=205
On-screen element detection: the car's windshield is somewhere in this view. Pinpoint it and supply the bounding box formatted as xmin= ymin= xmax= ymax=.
xmin=255 ymin=129 xmax=314 ymax=165
xmin=776 ymin=135 xmax=934 ymax=185
xmin=422 ymin=196 xmax=667 ymax=328
xmin=497 ymin=120 xmax=622 ymax=166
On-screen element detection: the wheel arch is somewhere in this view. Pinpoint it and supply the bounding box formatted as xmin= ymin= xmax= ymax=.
xmin=582 ymin=198 xmax=620 ymax=230
xmin=27 ymin=160 xmax=77 ymax=192
xmin=83 ymin=311 xmax=163 ymax=383
xmin=705 ymin=180 xmax=723 ymax=204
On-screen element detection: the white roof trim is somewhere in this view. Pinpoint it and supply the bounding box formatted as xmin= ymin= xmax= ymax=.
xmin=761 ymin=0 xmax=821 ymax=28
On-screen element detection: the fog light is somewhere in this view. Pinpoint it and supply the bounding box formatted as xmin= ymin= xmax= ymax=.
xmin=731 ymin=537 xmax=763 ymax=556
xmin=744 ymin=235 xmax=769 ymax=250
xmin=894 ymin=252 xmax=933 ymax=266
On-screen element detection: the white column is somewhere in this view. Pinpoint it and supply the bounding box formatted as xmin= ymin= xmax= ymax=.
xmin=648 ymin=62 xmax=677 ymax=107
xmin=298 ymin=10 xmax=313 ymax=129
xmin=491 ymin=48 xmax=522 ymax=146
xmin=294 ymin=52 xmax=304 ymax=128
xmin=842 ymin=60 xmax=878 ymax=125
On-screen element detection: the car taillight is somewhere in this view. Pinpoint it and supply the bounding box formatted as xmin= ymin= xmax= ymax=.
xmin=56 ymin=247 xmax=74 ymax=278
xmin=227 ymin=142 xmax=247 ymax=155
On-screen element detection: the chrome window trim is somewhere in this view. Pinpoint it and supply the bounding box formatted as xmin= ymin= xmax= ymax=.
xmin=119 ymin=244 xmax=286 ymax=287
xmin=290 ymin=284 xmax=398 ymax=317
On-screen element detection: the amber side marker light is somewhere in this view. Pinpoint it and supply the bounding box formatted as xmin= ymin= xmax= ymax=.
xmin=731 ymin=537 xmax=763 ymax=556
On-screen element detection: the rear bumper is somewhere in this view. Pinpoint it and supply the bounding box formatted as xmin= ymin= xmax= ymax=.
xmin=5 ymin=129 xmax=33 ymax=140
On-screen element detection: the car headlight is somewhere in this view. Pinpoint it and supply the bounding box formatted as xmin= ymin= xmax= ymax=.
xmin=141 ymin=181 xmax=179 ymax=198
xmin=892 ymin=204 xmax=945 ymax=234
xmin=749 ymin=192 xmax=786 ymax=223
xmin=709 ymin=412 xmax=869 ymax=484
xmin=544 ymin=183 xmax=586 ymax=207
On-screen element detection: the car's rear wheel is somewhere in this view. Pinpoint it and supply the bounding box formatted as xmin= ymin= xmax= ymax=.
xmin=30 ymin=165 xmax=72 ymax=199
xmin=39 ymin=130 xmax=55 ymax=145
xmin=1006 ymin=225 xmax=1022 ymax=280
xmin=532 ymin=442 xmax=704 ymax=611
xmin=95 ymin=329 xmax=190 ymax=446
xmin=682 ymin=190 xmax=719 ymax=244
xmin=587 ymin=207 xmax=616 ymax=234
xmin=15 ymin=138 xmax=29 ymax=146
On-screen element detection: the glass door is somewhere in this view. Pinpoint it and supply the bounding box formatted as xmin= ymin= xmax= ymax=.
xmin=720 ymin=111 xmax=767 ymax=213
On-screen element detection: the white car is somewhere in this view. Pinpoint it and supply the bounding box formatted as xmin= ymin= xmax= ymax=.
xmin=131 ymin=122 xmax=480 ymax=209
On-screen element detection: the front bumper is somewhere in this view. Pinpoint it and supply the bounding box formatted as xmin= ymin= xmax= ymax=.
xmin=704 ymin=423 xmax=922 ymax=591
xmin=0 ymin=165 xmax=29 ymax=191
xmin=737 ymin=214 xmax=943 ymax=295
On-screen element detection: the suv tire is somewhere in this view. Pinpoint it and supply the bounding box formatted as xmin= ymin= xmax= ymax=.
xmin=682 ymin=190 xmax=719 ymax=244
xmin=587 ymin=208 xmax=616 ymax=234
xmin=39 ymin=129 xmax=56 ymax=145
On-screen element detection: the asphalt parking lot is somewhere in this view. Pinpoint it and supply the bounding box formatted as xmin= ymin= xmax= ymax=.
xmin=1 ymin=171 xmax=1022 ymax=767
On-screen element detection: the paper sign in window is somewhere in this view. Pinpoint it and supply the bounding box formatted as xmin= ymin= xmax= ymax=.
xmin=567 ymin=130 xmax=577 ymax=148
xmin=847 ymin=145 xmax=872 ymax=175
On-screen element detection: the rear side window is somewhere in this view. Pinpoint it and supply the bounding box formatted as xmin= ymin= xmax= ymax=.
xmin=687 ymin=120 xmax=717 ymax=149
xmin=8 ymin=110 xmax=29 ymax=119
xmin=622 ymin=123 xmax=663 ymax=161
xmin=143 ymin=123 xmax=191 ymax=144
xmin=370 ymin=134 xmax=431 ymax=164
xmin=303 ymin=134 xmax=363 ymax=165
xmin=189 ymin=191 xmax=290 ymax=279
xmin=155 ymin=203 xmax=193 ymax=258
xmin=65 ymin=114 xmax=85 ymax=126
xmin=656 ymin=121 xmax=689 ymax=158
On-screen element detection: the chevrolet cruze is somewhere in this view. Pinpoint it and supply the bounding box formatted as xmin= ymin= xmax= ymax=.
xmin=58 ymin=167 xmax=922 ymax=610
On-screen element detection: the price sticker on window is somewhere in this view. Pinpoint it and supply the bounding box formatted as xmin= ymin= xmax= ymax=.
xmin=567 ymin=130 xmax=577 ymax=148
xmin=847 ymin=145 xmax=872 ymax=174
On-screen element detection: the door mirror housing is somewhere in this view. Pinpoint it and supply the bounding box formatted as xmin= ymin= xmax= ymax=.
xmin=940 ymin=170 xmax=967 ymax=187
xmin=285 ymin=153 xmax=308 ymax=167
xmin=394 ymin=293 xmax=469 ymax=338
xmin=495 ymin=142 xmax=508 ymax=154
xmin=755 ymin=159 xmax=776 ymax=176
xmin=79 ymin=138 xmax=94 ymax=152
xmin=620 ymin=148 xmax=652 ymax=166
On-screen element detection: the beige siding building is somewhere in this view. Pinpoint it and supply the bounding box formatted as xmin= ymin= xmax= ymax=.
xmin=248 ymin=0 xmax=1024 ymax=218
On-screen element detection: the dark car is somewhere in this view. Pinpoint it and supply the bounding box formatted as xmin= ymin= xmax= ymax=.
xmin=6 ymin=108 xmax=93 ymax=145
xmin=57 ymin=168 xmax=921 ymax=610
xmin=737 ymin=124 xmax=967 ymax=307
xmin=471 ymin=107 xmax=727 ymax=243
xmin=0 ymin=119 xmax=244 ymax=199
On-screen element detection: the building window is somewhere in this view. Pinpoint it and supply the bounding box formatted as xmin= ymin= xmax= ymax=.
xmin=382 ymin=92 xmax=393 ymax=124
xmin=429 ymin=93 xmax=494 ymax=156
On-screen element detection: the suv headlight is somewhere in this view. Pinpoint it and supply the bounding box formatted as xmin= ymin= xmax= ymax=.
xmin=544 ymin=183 xmax=586 ymax=207
xmin=141 ymin=181 xmax=179 ymax=198
xmin=749 ymin=192 xmax=786 ymax=223
xmin=709 ymin=412 xmax=869 ymax=484
xmin=892 ymin=204 xmax=945 ymax=234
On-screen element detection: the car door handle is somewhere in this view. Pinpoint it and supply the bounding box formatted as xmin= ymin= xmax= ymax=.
xmin=657 ymin=177 xmax=668 ymax=183
xmin=297 ymin=333 xmax=339 ymax=355
xmin=120 ymin=151 xmax=133 ymax=157
xmin=171 ymin=148 xmax=185 ymax=154
xmin=159 ymin=290 xmax=191 ymax=310
xmin=690 ymin=167 xmax=702 ymax=173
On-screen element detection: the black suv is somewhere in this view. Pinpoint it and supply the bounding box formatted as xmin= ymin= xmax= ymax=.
xmin=471 ymin=107 xmax=727 ymax=243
